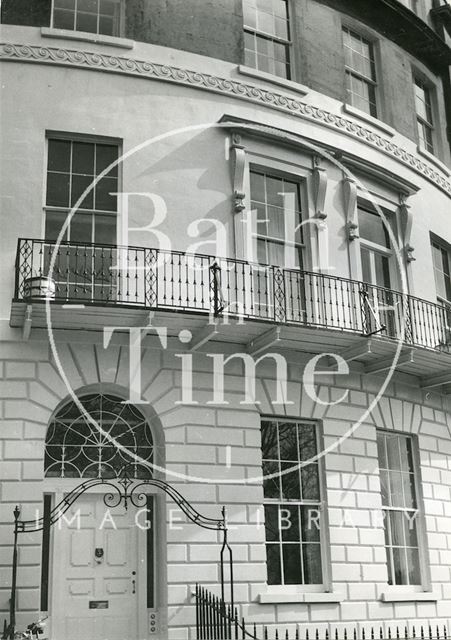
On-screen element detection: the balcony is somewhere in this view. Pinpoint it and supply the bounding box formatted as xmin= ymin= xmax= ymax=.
xmin=10 ymin=239 xmax=451 ymax=390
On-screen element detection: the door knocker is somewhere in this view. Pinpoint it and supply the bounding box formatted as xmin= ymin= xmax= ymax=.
xmin=95 ymin=547 xmax=104 ymax=564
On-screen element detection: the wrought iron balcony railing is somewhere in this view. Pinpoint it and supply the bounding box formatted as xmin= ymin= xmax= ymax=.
xmin=14 ymin=238 xmax=451 ymax=353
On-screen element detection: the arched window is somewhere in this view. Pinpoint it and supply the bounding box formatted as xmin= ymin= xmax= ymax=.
xmin=45 ymin=393 xmax=153 ymax=479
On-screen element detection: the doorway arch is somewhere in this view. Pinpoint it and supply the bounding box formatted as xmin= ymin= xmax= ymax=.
xmin=42 ymin=388 xmax=164 ymax=640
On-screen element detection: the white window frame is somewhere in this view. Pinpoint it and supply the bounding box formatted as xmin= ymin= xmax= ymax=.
xmin=50 ymin=0 xmax=124 ymax=37
xmin=377 ymin=429 xmax=431 ymax=593
xmin=43 ymin=132 xmax=121 ymax=244
xmin=413 ymin=76 xmax=435 ymax=155
xmin=243 ymin=0 xmax=292 ymax=80
xmin=249 ymin=164 xmax=306 ymax=271
xmin=342 ymin=26 xmax=378 ymax=118
xmin=242 ymin=156 xmax=313 ymax=270
xmin=260 ymin=417 xmax=331 ymax=592
xmin=357 ymin=202 xmax=400 ymax=291
xmin=431 ymin=235 xmax=451 ymax=305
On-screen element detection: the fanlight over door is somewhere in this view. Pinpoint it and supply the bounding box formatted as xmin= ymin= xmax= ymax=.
xmin=44 ymin=393 xmax=154 ymax=479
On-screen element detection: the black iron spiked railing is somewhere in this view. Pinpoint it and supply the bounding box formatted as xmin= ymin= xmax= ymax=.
xmin=15 ymin=239 xmax=451 ymax=353
xmin=196 ymin=587 xmax=449 ymax=640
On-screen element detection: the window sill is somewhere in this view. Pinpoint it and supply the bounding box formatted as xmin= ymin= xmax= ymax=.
xmin=41 ymin=27 xmax=135 ymax=50
xmin=416 ymin=145 xmax=451 ymax=177
xmin=237 ymin=65 xmax=310 ymax=97
xmin=380 ymin=591 xmax=439 ymax=603
xmin=342 ymin=103 xmax=396 ymax=138
xmin=258 ymin=592 xmax=344 ymax=604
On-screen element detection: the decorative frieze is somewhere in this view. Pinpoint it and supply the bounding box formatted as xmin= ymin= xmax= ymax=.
xmin=0 ymin=42 xmax=450 ymax=197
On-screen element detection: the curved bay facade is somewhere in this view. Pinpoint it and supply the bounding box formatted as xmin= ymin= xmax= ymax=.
xmin=1 ymin=1 xmax=451 ymax=638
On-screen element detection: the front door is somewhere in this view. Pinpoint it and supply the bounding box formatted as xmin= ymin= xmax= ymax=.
xmin=52 ymin=494 xmax=146 ymax=640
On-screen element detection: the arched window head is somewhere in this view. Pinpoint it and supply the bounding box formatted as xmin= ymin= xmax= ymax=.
xmin=45 ymin=393 xmax=153 ymax=479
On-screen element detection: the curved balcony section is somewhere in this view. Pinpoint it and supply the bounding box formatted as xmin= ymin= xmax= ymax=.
xmin=10 ymin=238 xmax=451 ymax=387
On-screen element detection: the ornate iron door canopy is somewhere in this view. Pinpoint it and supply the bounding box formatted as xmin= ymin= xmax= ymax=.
xmin=4 ymin=464 xmax=234 ymax=640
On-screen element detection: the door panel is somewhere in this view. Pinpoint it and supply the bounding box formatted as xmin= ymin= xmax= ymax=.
xmin=53 ymin=495 xmax=142 ymax=640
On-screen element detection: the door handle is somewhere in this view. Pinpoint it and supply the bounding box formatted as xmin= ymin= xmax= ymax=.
xmin=132 ymin=579 xmax=136 ymax=594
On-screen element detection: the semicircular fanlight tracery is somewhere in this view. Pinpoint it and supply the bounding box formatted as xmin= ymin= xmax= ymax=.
xmin=44 ymin=394 xmax=153 ymax=479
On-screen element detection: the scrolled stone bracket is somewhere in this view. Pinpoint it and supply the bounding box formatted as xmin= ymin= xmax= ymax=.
xmin=399 ymin=195 xmax=416 ymax=263
xmin=312 ymin=158 xmax=328 ymax=220
xmin=342 ymin=177 xmax=359 ymax=240
xmin=230 ymin=132 xmax=246 ymax=214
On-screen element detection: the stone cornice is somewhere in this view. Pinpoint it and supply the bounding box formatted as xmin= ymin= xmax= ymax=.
xmin=1 ymin=41 xmax=450 ymax=198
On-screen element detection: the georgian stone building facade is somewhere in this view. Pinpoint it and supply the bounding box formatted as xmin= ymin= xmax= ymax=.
xmin=1 ymin=1 xmax=451 ymax=638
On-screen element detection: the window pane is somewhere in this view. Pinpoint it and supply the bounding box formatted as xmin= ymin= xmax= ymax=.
xmin=302 ymin=544 xmax=322 ymax=584
xmin=301 ymin=506 xmax=321 ymax=542
xmin=359 ymin=208 xmax=390 ymax=248
xmin=71 ymin=174 xmax=94 ymax=209
xmin=379 ymin=469 xmax=389 ymax=506
xmin=96 ymin=144 xmax=119 ymax=176
xmin=72 ymin=142 xmax=95 ymax=175
xmin=266 ymin=544 xmax=281 ymax=584
xmin=386 ymin=434 xmax=401 ymax=469
xmin=406 ymin=548 xmax=421 ymax=585
xmin=274 ymin=17 xmax=288 ymax=39
xmin=95 ymin=176 xmax=118 ymax=211
xmin=266 ymin=175 xmax=283 ymax=207
xmin=389 ymin=471 xmax=404 ymax=507
xmin=282 ymin=544 xmax=302 ymax=584
xmin=78 ymin=0 xmax=98 ymax=10
xmin=262 ymin=460 xmax=280 ymax=499
xmin=76 ymin=11 xmax=98 ymax=32
xmin=261 ymin=420 xmax=278 ymax=457
xmin=48 ymin=139 xmax=71 ymax=172
xmin=264 ymin=505 xmax=279 ymax=542
xmin=298 ymin=423 xmax=317 ymax=461
xmin=301 ymin=465 xmax=320 ymax=501
xmin=392 ymin=547 xmax=408 ymax=585
xmin=281 ymin=505 xmax=299 ymax=542
xmin=100 ymin=0 xmax=119 ymax=16
xmin=361 ymin=247 xmax=372 ymax=284
xmin=374 ymin=253 xmax=391 ymax=289
xmin=47 ymin=172 xmax=70 ymax=208
xmin=55 ymin=0 xmax=76 ymax=8
xmin=53 ymin=8 xmax=75 ymax=29
xmin=281 ymin=462 xmax=301 ymax=499
xmin=243 ymin=4 xmax=257 ymax=28
xmin=94 ymin=214 xmax=116 ymax=245
xmin=402 ymin=473 xmax=417 ymax=509
xmin=98 ymin=15 xmax=114 ymax=34
xmin=45 ymin=211 xmax=68 ymax=242
xmin=70 ymin=213 xmax=93 ymax=242
xmin=389 ymin=511 xmax=404 ymax=547
xmin=377 ymin=433 xmax=387 ymax=468
xmin=258 ymin=11 xmax=275 ymax=34
xmin=278 ymin=422 xmax=298 ymax=460
xmin=250 ymin=171 xmax=266 ymax=203
xmin=404 ymin=514 xmax=418 ymax=547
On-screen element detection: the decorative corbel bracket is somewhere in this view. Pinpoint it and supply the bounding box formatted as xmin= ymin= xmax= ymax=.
xmin=342 ymin=177 xmax=359 ymax=240
xmin=399 ymin=195 xmax=416 ymax=263
xmin=230 ymin=132 xmax=246 ymax=214
xmin=312 ymin=159 xmax=328 ymax=220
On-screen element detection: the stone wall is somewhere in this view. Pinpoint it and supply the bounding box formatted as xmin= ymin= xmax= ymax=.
xmin=1 ymin=330 xmax=451 ymax=637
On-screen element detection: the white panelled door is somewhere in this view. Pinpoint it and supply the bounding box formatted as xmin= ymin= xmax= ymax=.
xmin=52 ymin=494 xmax=145 ymax=640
